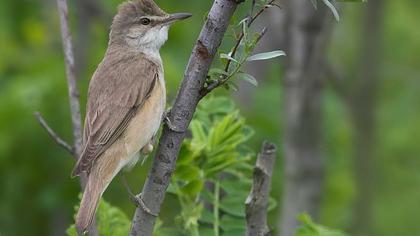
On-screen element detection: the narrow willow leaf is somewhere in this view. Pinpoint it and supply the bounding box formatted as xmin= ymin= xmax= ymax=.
xmin=321 ymin=0 xmax=340 ymax=21
xmin=227 ymin=81 xmax=239 ymax=92
xmin=246 ymin=50 xmax=286 ymax=61
xmin=310 ymin=0 xmax=318 ymax=9
xmin=220 ymin=53 xmax=237 ymax=62
xmin=237 ymin=72 xmax=258 ymax=86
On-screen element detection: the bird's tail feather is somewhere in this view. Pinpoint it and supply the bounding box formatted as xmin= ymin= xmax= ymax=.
xmin=75 ymin=174 xmax=105 ymax=235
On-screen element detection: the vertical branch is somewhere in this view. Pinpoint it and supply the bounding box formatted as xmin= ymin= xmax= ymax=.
xmin=245 ymin=142 xmax=277 ymax=236
xmin=56 ymin=0 xmax=83 ymax=158
xmin=55 ymin=0 xmax=98 ymax=235
xmin=129 ymin=0 xmax=242 ymax=235
xmin=279 ymin=0 xmax=334 ymax=235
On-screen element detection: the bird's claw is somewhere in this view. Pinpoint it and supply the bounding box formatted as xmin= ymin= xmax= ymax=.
xmin=132 ymin=193 xmax=158 ymax=217
xmin=163 ymin=110 xmax=185 ymax=133
xmin=121 ymin=176 xmax=158 ymax=217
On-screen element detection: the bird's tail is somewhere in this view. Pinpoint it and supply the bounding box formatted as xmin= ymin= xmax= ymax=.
xmin=75 ymin=172 xmax=106 ymax=235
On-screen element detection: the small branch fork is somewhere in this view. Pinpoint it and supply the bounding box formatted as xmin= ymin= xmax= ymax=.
xmin=245 ymin=141 xmax=277 ymax=236
xmin=35 ymin=0 xmax=98 ymax=235
xmin=34 ymin=112 xmax=74 ymax=156
xmin=200 ymin=0 xmax=279 ymax=97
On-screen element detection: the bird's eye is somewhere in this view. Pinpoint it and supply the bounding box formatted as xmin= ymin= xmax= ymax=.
xmin=140 ymin=18 xmax=151 ymax=25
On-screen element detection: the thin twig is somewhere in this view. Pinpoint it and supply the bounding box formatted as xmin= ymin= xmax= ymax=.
xmin=224 ymin=0 xmax=276 ymax=72
xmin=201 ymin=27 xmax=267 ymax=97
xmin=34 ymin=112 xmax=74 ymax=155
xmin=129 ymin=0 xmax=241 ymax=235
xmin=56 ymin=0 xmax=83 ymax=158
xmin=55 ymin=0 xmax=99 ymax=235
xmin=200 ymin=0 xmax=277 ymax=97
xmin=245 ymin=141 xmax=277 ymax=236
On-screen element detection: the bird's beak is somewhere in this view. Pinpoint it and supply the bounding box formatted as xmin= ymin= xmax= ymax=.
xmin=162 ymin=13 xmax=192 ymax=25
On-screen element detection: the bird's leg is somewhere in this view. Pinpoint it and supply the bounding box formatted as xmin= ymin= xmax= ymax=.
xmin=163 ymin=108 xmax=185 ymax=133
xmin=120 ymin=175 xmax=158 ymax=217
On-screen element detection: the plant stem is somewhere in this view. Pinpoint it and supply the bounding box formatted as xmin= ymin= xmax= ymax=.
xmin=224 ymin=0 xmax=276 ymax=72
xmin=213 ymin=180 xmax=220 ymax=236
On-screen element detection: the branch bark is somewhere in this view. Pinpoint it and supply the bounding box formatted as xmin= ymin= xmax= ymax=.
xmin=129 ymin=0 xmax=241 ymax=235
xmin=54 ymin=0 xmax=98 ymax=235
xmin=245 ymin=142 xmax=277 ymax=236
xmin=56 ymin=0 xmax=83 ymax=158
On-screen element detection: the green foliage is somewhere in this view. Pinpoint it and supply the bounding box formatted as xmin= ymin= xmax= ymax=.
xmin=66 ymin=198 xmax=130 ymax=236
xmin=2 ymin=0 xmax=420 ymax=235
xmin=295 ymin=214 xmax=348 ymax=236
xmin=161 ymin=96 xmax=256 ymax=236
xmin=206 ymin=1 xmax=285 ymax=91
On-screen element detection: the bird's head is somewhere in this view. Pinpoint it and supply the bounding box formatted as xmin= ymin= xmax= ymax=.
xmin=110 ymin=0 xmax=191 ymax=51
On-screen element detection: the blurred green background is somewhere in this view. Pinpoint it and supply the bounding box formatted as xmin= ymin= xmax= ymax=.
xmin=0 ymin=0 xmax=419 ymax=235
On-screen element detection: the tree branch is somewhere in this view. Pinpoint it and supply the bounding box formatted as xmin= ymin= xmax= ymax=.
xmin=200 ymin=0 xmax=278 ymax=97
xmin=34 ymin=112 xmax=74 ymax=155
xmin=129 ymin=0 xmax=241 ymax=235
xmin=55 ymin=0 xmax=98 ymax=235
xmin=56 ymin=0 xmax=83 ymax=158
xmin=245 ymin=141 xmax=277 ymax=236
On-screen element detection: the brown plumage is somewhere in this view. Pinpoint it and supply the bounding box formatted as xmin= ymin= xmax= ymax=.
xmin=70 ymin=0 xmax=191 ymax=234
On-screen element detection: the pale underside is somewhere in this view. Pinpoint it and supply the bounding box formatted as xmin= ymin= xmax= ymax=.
xmin=91 ymin=75 xmax=165 ymax=191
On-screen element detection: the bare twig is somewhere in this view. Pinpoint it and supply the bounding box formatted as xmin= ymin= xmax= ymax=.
xmin=245 ymin=141 xmax=277 ymax=236
xmin=34 ymin=112 xmax=74 ymax=155
xmin=129 ymin=0 xmax=241 ymax=235
xmin=56 ymin=0 xmax=83 ymax=158
xmin=200 ymin=0 xmax=277 ymax=97
xmin=55 ymin=0 xmax=99 ymax=235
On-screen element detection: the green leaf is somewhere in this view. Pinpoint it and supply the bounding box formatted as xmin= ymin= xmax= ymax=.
xmin=246 ymin=50 xmax=286 ymax=61
xmin=295 ymin=213 xmax=348 ymax=236
xmin=219 ymin=193 xmax=246 ymax=217
xmin=321 ymin=0 xmax=340 ymax=21
xmin=189 ymin=120 xmax=207 ymax=152
xmin=181 ymin=179 xmax=204 ymax=197
xmin=220 ymin=53 xmax=237 ymax=62
xmin=220 ymin=214 xmax=246 ymax=232
xmin=227 ymin=81 xmax=239 ymax=92
xmin=174 ymin=165 xmax=202 ymax=181
xmin=237 ymin=72 xmax=258 ymax=86
xmin=67 ymin=198 xmax=130 ymax=236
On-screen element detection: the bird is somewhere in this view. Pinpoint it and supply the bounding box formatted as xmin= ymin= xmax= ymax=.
xmin=70 ymin=0 xmax=191 ymax=234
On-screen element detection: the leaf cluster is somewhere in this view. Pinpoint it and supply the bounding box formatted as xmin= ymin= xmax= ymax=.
xmin=294 ymin=214 xmax=348 ymax=236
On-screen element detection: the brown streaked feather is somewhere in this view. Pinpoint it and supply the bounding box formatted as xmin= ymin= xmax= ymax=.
xmin=72 ymin=49 xmax=160 ymax=177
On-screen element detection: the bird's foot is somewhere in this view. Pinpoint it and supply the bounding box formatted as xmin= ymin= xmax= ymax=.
xmin=121 ymin=175 xmax=158 ymax=217
xmin=132 ymin=193 xmax=158 ymax=217
xmin=163 ymin=109 xmax=185 ymax=133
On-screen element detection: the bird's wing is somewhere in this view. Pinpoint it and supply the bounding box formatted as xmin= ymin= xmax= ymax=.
xmin=72 ymin=54 xmax=159 ymax=177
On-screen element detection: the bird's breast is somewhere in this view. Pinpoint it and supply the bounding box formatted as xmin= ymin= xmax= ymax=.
xmin=121 ymin=72 xmax=166 ymax=162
